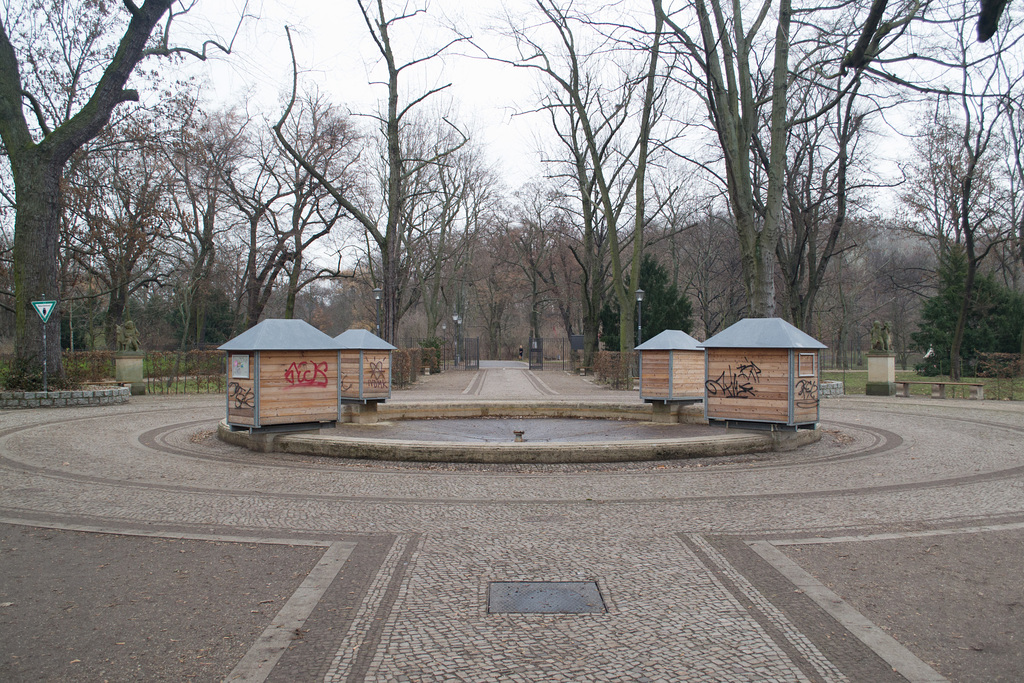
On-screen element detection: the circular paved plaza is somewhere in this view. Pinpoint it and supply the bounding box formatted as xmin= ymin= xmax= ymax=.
xmin=1 ymin=366 xmax=1022 ymax=682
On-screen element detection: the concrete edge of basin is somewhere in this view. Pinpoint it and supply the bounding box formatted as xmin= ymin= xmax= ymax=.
xmin=216 ymin=402 xmax=821 ymax=463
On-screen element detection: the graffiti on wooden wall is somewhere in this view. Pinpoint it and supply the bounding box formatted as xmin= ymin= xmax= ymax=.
xmin=284 ymin=361 xmax=329 ymax=388
xmin=795 ymin=379 xmax=819 ymax=408
xmin=366 ymin=359 xmax=388 ymax=389
xmin=705 ymin=358 xmax=762 ymax=399
xmin=229 ymin=382 xmax=254 ymax=409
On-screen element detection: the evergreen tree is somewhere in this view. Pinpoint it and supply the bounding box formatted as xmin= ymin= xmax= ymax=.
xmin=600 ymin=255 xmax=693 ymax=349
xmin=913 ymin=247 xmax=1024 ymax=375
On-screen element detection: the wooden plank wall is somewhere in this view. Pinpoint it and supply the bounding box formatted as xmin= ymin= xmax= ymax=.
xmin=257 ymin=350 xmax=339 ymax=425
xmin=640 ymin=351 xmax=671 ymax=399
xmin=671 ymin=350 xmax=705 ymax=398
xmin=362 ymin=351 xmax=391 ymax=399
xmin=339 ymin=351 xmax=362 ymax=400
xmin=706 ymin=348 xmax=789 ymax=422
xmin=226 ymin=352 xmax=255 ymax=426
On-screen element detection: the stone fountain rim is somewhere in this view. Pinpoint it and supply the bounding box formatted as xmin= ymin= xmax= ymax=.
xmin=217 ymin=400 xmax=820 ymax=464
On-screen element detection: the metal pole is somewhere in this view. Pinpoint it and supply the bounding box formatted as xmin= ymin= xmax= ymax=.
xmin=42 ymin=321 xmax=48 ymax=393
xmin=373 ymin=287 xmax=382 ymax=338
xmin=637 ymin=303 xmax=642 ymax=346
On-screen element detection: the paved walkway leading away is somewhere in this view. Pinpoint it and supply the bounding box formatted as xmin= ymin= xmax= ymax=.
xmin=1 ymin=368 xmax=1022 ymax=682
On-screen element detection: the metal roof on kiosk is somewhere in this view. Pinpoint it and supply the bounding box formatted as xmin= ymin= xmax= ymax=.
xmin=635 ymin=329 xmax=703 ymax=351
xmin=218 ymin=318 xmax=339 ymax=351
xmin=334 ymin=328 xmax=397 ymax=350
xmin=702 ymin=318 xmax=827 ymax=349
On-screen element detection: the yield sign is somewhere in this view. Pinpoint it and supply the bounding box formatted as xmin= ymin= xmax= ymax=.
xmin=31 ymin=300 xmax=56 ymax=323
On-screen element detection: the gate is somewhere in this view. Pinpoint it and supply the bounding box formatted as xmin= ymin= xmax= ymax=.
xmin=463 ymin=337 xmax=480 ymax=370
xmin=529 ymin=337 xmax=543 ymax=370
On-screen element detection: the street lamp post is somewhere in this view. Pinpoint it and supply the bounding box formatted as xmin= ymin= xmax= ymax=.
xmin=441 ymin=323 xmax=447 ymax=371
xmin=373 ymin=287 xmax=382 ymax=337
xmin=452 ymin=313 xmax=461 ymax=366
xmin=635 ymin=288 xmax=645 ymax=346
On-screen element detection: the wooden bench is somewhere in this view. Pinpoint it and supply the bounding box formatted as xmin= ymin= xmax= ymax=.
xmin=894 ymin=380 xmax=985 ymax=399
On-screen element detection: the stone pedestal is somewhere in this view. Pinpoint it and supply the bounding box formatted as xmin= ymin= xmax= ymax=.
xmin=347 ymin=401 xmax=380 ymax=424
xmin=865 ymin=352 xmax=896 ymax=396
xmin=115 ymin=351 xmax=146 ymax=395
xmin=650 ymin=402 xmax=681 ymax=424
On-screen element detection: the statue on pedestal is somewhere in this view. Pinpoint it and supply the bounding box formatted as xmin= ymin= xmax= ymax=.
xmin=870 ymin=320 xmax=892 ymax=353
xmin=116 ymin=320 xmax=141 ymax=352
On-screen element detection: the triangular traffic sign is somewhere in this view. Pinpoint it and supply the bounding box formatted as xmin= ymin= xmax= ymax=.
xmin=31 ymin=300 xmax=56 ymax=323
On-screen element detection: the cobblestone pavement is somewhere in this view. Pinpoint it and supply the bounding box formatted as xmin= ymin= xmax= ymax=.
xmin=1 ymin=368 xmax=1022 ymax=682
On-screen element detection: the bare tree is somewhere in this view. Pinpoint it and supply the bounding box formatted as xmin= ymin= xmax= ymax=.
xmin=654 ymin=0 xmax=927 ymax=317
xmin=222 ymin=122 xmax=289 ymax=329
xmin=66 ymin=122 xmax=172 ymax=347
xmin=164 ymin=105 xmax=238 ymax=348
xmin=275 ymin=91 xmax=359 ymax=319
xmin=775 ymin=82 xmax=879 ymax=333
xmin=410 ymin=131 xmax=494 ymax=338
xmin=274 ymin=1 xmax=467 ymax=344
xmin=498 ymin=0 xmax=668 ymax=352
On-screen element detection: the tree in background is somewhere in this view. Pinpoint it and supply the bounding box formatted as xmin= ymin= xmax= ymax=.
xmin=274 ymin=3 xmax=467 ymax=345
xmin=912 ymin=247 xmax=1024 ymax=375
xmin=0 ymin=0 xmax=237 ymax=386
xmin=600 ymin=254 xmax=692 ymax=349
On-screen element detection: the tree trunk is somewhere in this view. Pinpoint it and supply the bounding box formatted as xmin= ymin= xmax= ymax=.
xmin=11 ymin=154 xmax=65 ymax=382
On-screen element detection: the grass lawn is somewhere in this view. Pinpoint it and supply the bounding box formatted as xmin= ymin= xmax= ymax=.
xmin=823 ymin=370 xmax=1024 ymax=400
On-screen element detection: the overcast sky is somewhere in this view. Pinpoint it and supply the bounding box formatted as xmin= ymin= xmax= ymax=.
xmin=177 ymin=0 xmax=549 ymax=186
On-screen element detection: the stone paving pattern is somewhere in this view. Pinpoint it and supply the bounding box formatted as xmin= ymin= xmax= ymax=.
xmin=1 ymin=362 xmax=1022 ymax=681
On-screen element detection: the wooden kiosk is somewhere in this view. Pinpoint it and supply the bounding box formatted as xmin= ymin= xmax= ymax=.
xmin=220 ymin=319 xmax=341 ymax=431
xmin=636 ymin=330 xmax=704 ymax=422
xmin=335 ymin=329 xmax=397 ymax=423
xmin=701 ymin=318 xmax=826 ymax=430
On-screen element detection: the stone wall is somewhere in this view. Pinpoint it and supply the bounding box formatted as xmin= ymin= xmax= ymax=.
xmin=0 ymin=387 xmax=130 ymax=409
xmin=819 ymin=380 xmax=844 ymax=398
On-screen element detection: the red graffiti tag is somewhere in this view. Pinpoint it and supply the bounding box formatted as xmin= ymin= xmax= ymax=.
xmin=284 ymin=361 xmax=329 ymax=388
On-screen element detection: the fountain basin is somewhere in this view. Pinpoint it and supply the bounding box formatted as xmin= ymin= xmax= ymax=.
xmin=217 ymin=401 xmax=820 ymax=463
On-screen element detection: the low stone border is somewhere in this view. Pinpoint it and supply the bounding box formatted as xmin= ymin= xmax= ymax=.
xmin=820 ymin=380 xmax=844 ymax=398
xmin=218 ymin=401 xmax=821 ymax=463
xmin=0 ymin=387 xmax=130 ymax=409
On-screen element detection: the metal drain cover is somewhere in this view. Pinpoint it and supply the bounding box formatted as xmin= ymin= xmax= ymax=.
xmin=488 ymin=581 xmax=605 ymax=614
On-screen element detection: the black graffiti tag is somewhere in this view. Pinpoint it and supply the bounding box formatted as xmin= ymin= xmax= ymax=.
xmin=229 ymin=382 xmax=254 ymax=409
xmin=705 ymin=358 xmax=762 ymax=399
xmin=367 ymin=360 xmax=388 ymax=389
xmin=795 ymin=379 xmax=819 ymax=408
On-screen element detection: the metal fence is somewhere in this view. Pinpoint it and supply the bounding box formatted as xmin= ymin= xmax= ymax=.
xmin=404 ymin=337 xmax=480 ymax=370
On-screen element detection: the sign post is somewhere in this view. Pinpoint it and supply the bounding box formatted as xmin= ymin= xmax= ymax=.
xmin=31 ymin=300 xmax=56 ymax=393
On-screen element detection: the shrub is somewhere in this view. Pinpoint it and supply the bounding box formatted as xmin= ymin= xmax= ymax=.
xmin=593 ymin=351 xmax=636 ymax=390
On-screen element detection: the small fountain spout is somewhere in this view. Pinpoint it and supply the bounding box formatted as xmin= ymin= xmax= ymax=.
xmin=513 ymin=430 xmax=525 ymax=443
